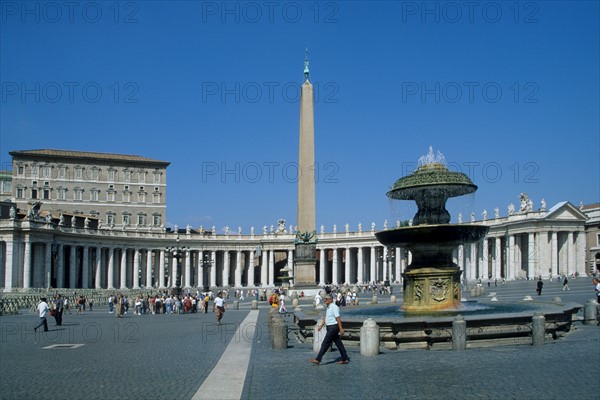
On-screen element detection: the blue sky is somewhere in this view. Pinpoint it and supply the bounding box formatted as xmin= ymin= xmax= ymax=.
xmin=1 ymin=1 xmax=599 ymax=231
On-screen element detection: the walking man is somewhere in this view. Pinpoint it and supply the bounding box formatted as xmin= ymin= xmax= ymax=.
xmin=34 ymin=297 xmax=50 ymax=332
xmin=309 ymin=294 xmax=350 ymax=365
xmin=213 ymin=291 xmax=225 ymax=325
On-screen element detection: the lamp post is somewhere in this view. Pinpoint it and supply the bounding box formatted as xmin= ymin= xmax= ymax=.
xmin=200 ymin=252 xmax=213 ymax=292
xmin=166 ymin=233 xmax=188 ymax=294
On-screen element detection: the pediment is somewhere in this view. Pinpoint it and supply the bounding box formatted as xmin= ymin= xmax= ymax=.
xmin=545 ymin=202 xmax=587 ymax=221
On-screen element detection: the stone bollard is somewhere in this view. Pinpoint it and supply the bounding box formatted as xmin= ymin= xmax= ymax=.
xmin=583 ymin=299 xmax=598 ymax=325
xmin=390 ymin=295 xmax=397 ymax=304
xmin=233 ymin=300 xmax=239 ymax=310
xmin=271 ymin=319 xmax=288 ymax=349
xmin=313 ymin=323 xmax=326 ymax=353
xmin=355 ymin=298 xmax=360 ymax=306
xmin=292 ymin=298 xmax=299 ymax=308
xmin=251 ymin=300 xmax=258 ymax=310
xmin=290 ymin=291 xmax=298 ymax=300
xmin=360 ymin=318 xmax=380 ymax=356
xmin=532 ymin=311 xmax=545 ymax=346
xmin=469 ymin=288 xmax=476 ymax=297
xmin=372 ymin=295 xmax=378 ymax=305
xmin=452 ymin=315 xmax=467 ymax=351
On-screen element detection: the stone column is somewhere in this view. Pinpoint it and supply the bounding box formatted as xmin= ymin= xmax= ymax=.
xmin=567 ymin=231 xmax=574 ymax=277
xmin=3 ymin=240 xmax=14 ymax=291
xmin=44 ymin=242 xmax=52 ymax=289
xmin=332 ymin=248 xmax=339 ymax=285
xmin=234 ymin=250 xmax=242 ymax=288
xmin=495 ymin=237 xmax=502 ymax=279
xmin=357 ymin=247 xmax=364 ymax=284
xmin=133 ymin=248 xmax=140 ymax=289
xmin=184 ymin=250 xmax=191 ymax=288
xmin=370 ymin=246 xmax=376 ymax=283
xmin=120 ymin=248 xmax=128 ymax=289
xmin=482 ymin=239 xmax=489 ymax=278
xmin=470 ymin=243 xmax=477 ymax=280
xmin=576 ymin=232 xmax=586 ymax=276
xmin=223 ymin=251 xmax=230 ymax=287
xmin=508 ymin=235 xmax=515 ymax=280
xmin=395 ymin=247 xmax=402 ymax=283
xmin=528 ymin=233 xmax=536 ymax=279
xmin=287 ymin=249 xmax=294 ymax=283
xmin=107 ymin=247 xmax=115 ymax=289
xmin=551 ymin=231 xmax=558 ymax=277
xmin=345 ymin=247 xmax=352 ymax=284
xmin=457 ymin=245 xmax=465 ymax=281
xmin=196 ymin=251 xmax=203 ymax=288
xmin=159 ymin=249 xmax=166 ymax=289
xmin=81 ymin=245 xmax=89 ymax=289
xmin=268 ymin=250 xmax=274 ymax=287
xmin=382 ymin=246 xmax=388 ymax=281
xmin=248 ymin=250 xmax=255 ymax=287
xmin=146 ymin=250 xmax=153 ymax=289
xmin=171 ymin=252 xmax=179 ymax=289
xmin=210 ymin=251 xmax=217 ymax=287
xmin=23 ymin=238 xmax=31 ymax=289
xmin=319 ymin=248 xmax=326 ymax=285
xmin=95 ymin=247 xmax=103 ymax=289
xmin=70 ymin=245 xmax=78 ymax=289
xmin=260 ymin=249 xmax=268 ymax=287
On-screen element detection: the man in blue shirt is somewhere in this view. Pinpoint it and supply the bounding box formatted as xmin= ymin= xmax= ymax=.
xmin=309 ymin=294 xmax=350 ymax=365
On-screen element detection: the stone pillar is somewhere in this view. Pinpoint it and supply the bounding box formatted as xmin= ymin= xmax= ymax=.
xmin=107 ymin=247 xmax=115 ymax=289
xmin=319 ymin=248 xmax=326 ymax=285
xmin=345 ymin=247 xmax=351 ymax=284
xmin=23 ymin=238 xmax=31 ymax=289
xmin=360 ymin=318 xmax=380 ymax=356
xmin=247 ymin=250 xmax=255 ymax=287
xmin=528 ymin=233 xmax=536 ymax=279
xmin=268 ymin=250 xmax=274 ymax=287
xmin=159 ymin=249 xmax=166 ymax=289
xmin=223 ymin=251 xmax=230 ymax=287
xmin=540 ymin=231 xmax=550 ymax=279
xmin=70 ymin=245 xmax=78 ymax=289
xmin=532 ymin=311 xmax=545 ymax=346
xmin=210 ymin=251 xmax=217 ymax=287
xmin=44 ymin=242 xmax=52 ymax=289
xmin=171 ymin=252 xmax=179 ymax=289
xmin=495 ymin=237 xmax=502 ymax=279
xmin=313 ymin=323 xmax=326 ymax=354
xmin=146 ymin=250 xmax=153 ymax=289
xmin=370 ymin=246 xmax=376 ymax=283
xmin=357 ymin=247 xmax=364 ymax=284
xmin=452 ymin=315 xmax=467 ymax=351
xmin=551 ymin=231 xmax=558 ymax=278
xmin=133 ymin=248 xmax=140 ymax=289
xmin=120 ymin=248 xmax=128 ymax=289
xmin=260 ymin=249 xmax=268 ymax=287
xmin=3 ymin=240 xmax=14 ymax=290
xmin=508 ymin=235 xmax=516 ymax=280
xmin=382 ymin=246 xmax=388 ymax=281
xmin=469 ymin=243 xmax=477 ymax=281
xmin=185 ymin=250 xmax=191 ymax=288
xmin=332 ymin=248 xmax=339 ymax=285
xmin=576 ymin=232 xmax=586 ymax=277
xmin=235 ymin=250 xmax=242 ymax=288
xmin=395 ymin=247 xmax=402 ymax=283
xmin=196 ymin=250 xmax=203 ymax=289
xmin=95 ymin=247 xmax=103 ymax=289
xmin=584 ymin=299 xmax=598 ymax=325
xmin=567 ymin=232 xmax=575 ymax=277
xmin=482 ymin=239 xmax=489 ymax=278
xmin=81 ymin=245 xmax=89 ymax=289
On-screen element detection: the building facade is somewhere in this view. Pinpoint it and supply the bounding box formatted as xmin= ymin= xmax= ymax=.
xmin=8 ymin=149 xmax=170 ymax=229
xmin=582 ymin=203 xmax=600 ymax=274
xmin=0 ymin=200 xmax=590 ymax=291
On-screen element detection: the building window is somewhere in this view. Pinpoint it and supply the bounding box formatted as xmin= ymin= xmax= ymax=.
xmin=124 ymin=170 xmax=131 ymax=182
xmin=123 ymin=191 xmax=131 ymax=203
xmin=75 ymin=167 xmax=83 ymax=179
xmin=42 ymin=166 xmax=51 ymax=178
xmin=107 ymin=214 xmax=115 ymax=225
xmin=123 ymin=214 xmax=131 ymax=226
xmin=16 ymin=187 xmax=25 ymax=199
xmin=153 ymin=172 xmax=161 ymax=184
xmin=152 ymin=214 xmax=161 ymax=226
xmin=139 ymin=171 xmax=146 ymax=183
xmin=1 ymin=180 xmax=12 ymax=193
xmin=91 ymin=168 xmax=99 ymax=180
xmin=152 ymin=193 xmax=161 ymax=204
xmin=57 ymin=188 xmax=66 ymax=200
xmin=73 ymin=188 xmax=83 ymax=201
xmin=107 ymin=191 xmax=115 ymax=202
xmin=43 ymin=189 xmax=51 ymax=199
xmin=58 ymin=166 xmax=66 ymax=179
xmin=137 ymin=214 xmax=146 ymax=226
xmin=31 ymin=165 xmax=39 ymax=178
xmin=90 ymin=190 xmax=99 ymax=202
xmin=108 ymin=169 xmax=116 ymax=182
xmin=31 ymin=188 xmax=38 ymax=199
xmin=138 ymin=192 xmax=146 ymax=203
xmin=17 ymin=165 xmax=25 ymax=176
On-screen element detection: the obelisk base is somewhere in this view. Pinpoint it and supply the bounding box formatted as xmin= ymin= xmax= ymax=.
xmin=294 ymin=242 xmax=317 ymax=287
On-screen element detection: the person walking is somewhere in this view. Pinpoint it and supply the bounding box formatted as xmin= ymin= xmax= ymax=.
xmin=278 ymin=292 xmax=287 ymax=314
xmin=536 ymin=278 xmax=544 ymax=296
xmin=34 ymin=297 xmax=50 ymax=332
xmin=309 ymin=294 xmax=350 ymax=365
xmin=593 ymin=277 xmax=600 ymax=303
xmin=53 ymin=294 xmax=64 ymax=326
xmin=562 ymin=277 xmax=570 ymax=291
xmin=213 ymin=291 xmax=226 ymax=325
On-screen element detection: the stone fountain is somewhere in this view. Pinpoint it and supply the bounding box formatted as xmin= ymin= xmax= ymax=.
xmin=376 ymin=147 xmax=489 ymax=312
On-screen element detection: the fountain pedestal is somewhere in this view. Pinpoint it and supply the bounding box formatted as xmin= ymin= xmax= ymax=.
xmin=402 ymin=267 xmax=462 ymax=312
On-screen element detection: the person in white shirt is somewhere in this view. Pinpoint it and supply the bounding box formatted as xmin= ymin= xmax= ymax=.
xmin=213 ymin=292 xmax=226 ymax=325
xmin=34 ymin=298 xmax=50 ymax=332
xmin=309 ymin=294 xmax=350 ymax=365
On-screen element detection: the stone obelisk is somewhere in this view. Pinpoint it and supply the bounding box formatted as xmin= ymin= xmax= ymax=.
xmin=294 ymin=50 xmax=317 ymax=286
